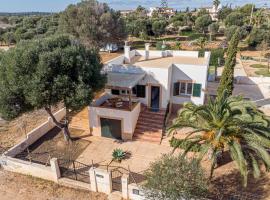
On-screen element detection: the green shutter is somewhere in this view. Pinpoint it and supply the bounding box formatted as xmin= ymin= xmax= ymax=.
xmin=192 ymin=83 xmax=202 ymax=97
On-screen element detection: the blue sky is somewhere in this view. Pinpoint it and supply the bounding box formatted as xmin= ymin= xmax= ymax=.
xmin=0 ymin=0 xmax=269 ymax=12
xmin=0 ymin=0 xmax=80 ymax=12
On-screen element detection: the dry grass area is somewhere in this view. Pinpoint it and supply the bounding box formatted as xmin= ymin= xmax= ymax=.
xmin=240 ymin=50 xmax=270 ymax=76
xmin=100 ymin=51 xmax=122 ymax=63
xmin=0 ymin=170 xmax=107 ymax=200
xmin=0 ymin=106 xmax=62 ymax=150
xmin=0 ymin=106 xmax=107 ymax=200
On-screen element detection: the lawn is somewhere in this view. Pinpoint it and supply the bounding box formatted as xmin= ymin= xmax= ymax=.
xmin=255 ymin=69 xmax=270 ymax=77
xmin=250 ymin=64 xmax=269 ymax=68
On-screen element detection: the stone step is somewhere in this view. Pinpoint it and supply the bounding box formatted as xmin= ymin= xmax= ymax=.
xmin=141 ymin=110 xmax=166 ymax=116
xmin=136 ymin=120 xmax=164 ymax=129
xmin=138 ymin=114 xmax=165 ymax=121
xmin=133 ymin=134 xmax=161 ymax=143
xmin=134 ymin=130 xmax=162 ymax=138
xmin=135 ymin=125 xmax=162 ymax=133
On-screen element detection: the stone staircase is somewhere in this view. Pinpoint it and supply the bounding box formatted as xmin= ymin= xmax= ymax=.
xmin=68 ymin=107 xmax=90 ymax=131
xmin=133 ymin=105 xmax=166 ymax=143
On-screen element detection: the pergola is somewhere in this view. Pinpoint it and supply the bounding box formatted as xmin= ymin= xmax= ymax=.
xmin=106 ymin=72 xmax=146 ymax=110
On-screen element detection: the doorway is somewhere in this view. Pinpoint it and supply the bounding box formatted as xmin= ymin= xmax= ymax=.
xmin=150 ymin=86 xmax=160 ymax=111
xmin=100 ymin=118 xmax=122 ymax=140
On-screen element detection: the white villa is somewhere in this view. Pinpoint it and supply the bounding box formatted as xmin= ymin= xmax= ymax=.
xmin=89 ymin=43 xmax=210 ymax=143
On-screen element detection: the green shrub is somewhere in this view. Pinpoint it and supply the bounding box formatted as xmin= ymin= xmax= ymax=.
xmin=250 ymin=64 xmax=267 ymax=68
xmin=188 ymin=33 xmax=204 ymax=40
xmin=255 ymin=69 xmax=270 ymax=77
xmin=112 ymin=148 xmax=126 ymax=162
xmin=210 ymin=48 xmax=225 ymax=66
xmin=156 ymin=41 xmax=171 ymax=50
xmin=170 ymin=137 xmax=202 ymax=152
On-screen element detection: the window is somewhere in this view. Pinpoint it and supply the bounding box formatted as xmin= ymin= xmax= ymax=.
xmin=111 ymin=89 xmax=120 ymax=95
xmin=174 ymin=81 xmax=193 ymax=96
xmin=173 ymin=82 xmax=180 ymax=96
xmin=120 ymin=90 xmax=130 ymax=95
xmin=186 ymin=83 xmax=193 ymax=95
xmin=135 ymin=85 xmax=146 ymax=98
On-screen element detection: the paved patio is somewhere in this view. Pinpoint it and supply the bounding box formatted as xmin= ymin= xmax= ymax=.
xmin=75 ymin=136 xmax=173 ymax=173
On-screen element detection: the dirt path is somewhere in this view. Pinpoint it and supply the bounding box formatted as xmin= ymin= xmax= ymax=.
xmin=0 ymin=169 xmax=107 ymax=200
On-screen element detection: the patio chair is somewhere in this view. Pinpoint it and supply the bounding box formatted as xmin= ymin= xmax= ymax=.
xmin=115 ymin=101 xmax=123 ymax=108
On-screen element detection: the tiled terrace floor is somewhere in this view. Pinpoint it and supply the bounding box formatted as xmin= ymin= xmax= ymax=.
xmin=75 ymin=136 xmax=174 ymax=173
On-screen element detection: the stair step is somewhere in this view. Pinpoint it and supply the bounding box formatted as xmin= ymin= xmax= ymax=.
xmin=136 ymin=121 xmax=163 ymax=129
xmin=134 ymin=131 xmax=162 ymax=138
xmin=141 ymin=110 xmax=165 ymax=116
xmin=133 ymin=135 xmax=161 ymax=143
xmin=139 ymin=114 xmax=165 ymax=121
xmin=135 ymin=126 xmax=162 ymax=133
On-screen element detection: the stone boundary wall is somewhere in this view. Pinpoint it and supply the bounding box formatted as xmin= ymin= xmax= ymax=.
xmin=0 ymin=156 xmax=60 ymax=182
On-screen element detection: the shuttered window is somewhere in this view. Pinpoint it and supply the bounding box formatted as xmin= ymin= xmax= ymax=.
xmin=111 ymin=89 xmax=120 ymax=95
xmin=192 ymin=83 xmax=202 ymax=97
xmin=174 ymin=81 xmax=193 ymax=96
xmin=136 ymin=85 xmax=146 ymax=98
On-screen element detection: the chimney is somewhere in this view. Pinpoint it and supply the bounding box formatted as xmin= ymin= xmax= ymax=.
xmin=145 ymin=43 xmax=150 ymax=60
xmin=124 ymin=41 xmax=131 ymax=64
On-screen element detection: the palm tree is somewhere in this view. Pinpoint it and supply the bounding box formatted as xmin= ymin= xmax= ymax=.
xmin=169 ymin=91 xmax=270 ymax=187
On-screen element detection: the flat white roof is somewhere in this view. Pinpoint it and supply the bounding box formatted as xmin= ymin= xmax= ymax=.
xmin=128 ymin=56 xmax=207 ymax=68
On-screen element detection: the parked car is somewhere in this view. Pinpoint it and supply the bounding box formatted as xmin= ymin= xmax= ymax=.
xmin=100 ymin=43 xmax=119 ymax=52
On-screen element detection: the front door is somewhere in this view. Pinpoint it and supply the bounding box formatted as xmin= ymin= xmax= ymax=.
xmin=150 ymin=86 xmax=160 ymax=111
xmin=100 ymin=118 xmax=122 ymax=140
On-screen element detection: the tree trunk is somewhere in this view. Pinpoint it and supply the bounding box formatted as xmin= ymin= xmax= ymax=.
xmin=267 ymin=59 xmax=270 ymax=72
xmin=45 ymin=107 xmax=71 ymax=142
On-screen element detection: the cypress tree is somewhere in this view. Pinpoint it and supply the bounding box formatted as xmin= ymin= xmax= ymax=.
xmin=217 ymin=30 xmax=240 ymax=98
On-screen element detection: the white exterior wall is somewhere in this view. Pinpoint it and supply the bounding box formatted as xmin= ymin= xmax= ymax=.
xmin=136 ymin=50 xmax=199 ymax=58
xmin=171 ymin=64 xmax=208 ymax=105
xmin=0 ymin=156 xmax=57 ymax=182
xmin=128 ymin=184 xmax=145 ymax=200
xmin=89 ymin=102 xmax=141 ymax=138
xmin=139 ymin=66 xmax=170 ymax=109
xmin=172 ymin=50 xmax=198 ymax=57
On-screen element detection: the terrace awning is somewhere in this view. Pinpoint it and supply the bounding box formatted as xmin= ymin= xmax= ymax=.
xmin=106 ymin=72 xmax=146 ymax=90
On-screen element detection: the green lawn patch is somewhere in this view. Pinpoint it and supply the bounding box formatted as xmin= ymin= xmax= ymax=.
xmin=255 ymin=69 xmax=270 ymax=77
xmin=250 ymin=64 xmax=268 ymax=68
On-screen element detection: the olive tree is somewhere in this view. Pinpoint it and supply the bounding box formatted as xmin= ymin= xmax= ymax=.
xmin=59 ymin=0 xmax=127 ymax=48
xmin=143 ymin=154 xmax=209 ymax=200
xmin=0 ymin=35 xmax=106 ymax=141
xmin=195 ymin=14 xmax=212 ymax=34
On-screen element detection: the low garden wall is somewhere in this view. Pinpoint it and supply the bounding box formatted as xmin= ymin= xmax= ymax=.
xmin=0 ymin=108 xmax=66 ymax=182
xmin=3 ymin=108 xmax=66 ymax=157
xmin=0 ymin=156 xmax=60 ymax=182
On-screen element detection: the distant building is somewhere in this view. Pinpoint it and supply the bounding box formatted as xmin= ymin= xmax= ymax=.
xmin=148 ymin=7 xmax=175 ymax=18
xmin=199 ymin=4 xmax=222 ymax=21
xmin=120 ymin=10 xmax=135 ymax=17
